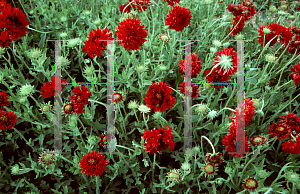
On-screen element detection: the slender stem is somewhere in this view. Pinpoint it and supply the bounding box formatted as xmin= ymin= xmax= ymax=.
xmin=77 ymin=116 xmax=89 ymax=139
xmin=96 ymin=176 xmax=100 ymax=194
xmin=201 ymin=136 xmax=215 ymax=154
xmin=59 ymin=155 xmax=76 ymax=166
xmin=82 ymin=174 xmax=93 ymax=194
xmin=29 ymin=95 xmax=42 ymax=109
xmin=13 ymin=127 xmax=37 ymax=151
xmin=152 ymin=153 xmax=156 ymax=184
xmin=143 ymin=113 xmax=149 ymax=129
xmin=133 ymin=109 xmax=139 ymax=122
xmin=237 ymin=147 xmax=260 ymax=187
xmin=88 ymin=99 xmax=107 ymax=108
xmin=63 ymin=69 xmax=76 ymax=82
xmin=117 ymin=105 xmax=126 ymax=133
xmin=27 ymin=26 xmax=53 ymax=33
xmin=116 ymin=145 xmax=135 ymax=153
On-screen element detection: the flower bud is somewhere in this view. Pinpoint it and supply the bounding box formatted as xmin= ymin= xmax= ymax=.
xmin=212 ymin=40 xmax=222 ymax=47
xmin=67 ymin=38 xmax=81 ymax=48
xmin=11 ymin=164 xmax=19 ymax=175
xmin=269 ymin=6 xmax=277 ymax=12
xmin=93 ymin=18 xmax=101 ymax=26
xmin=262 ymin=28 xmax=271 ymax=34
xmin=288 ymin=15 xmax=296 ymax=19
xmin=20 ymin=84 xmax=34 ymax=96
xmin=60 ymin=16 xmax=67 ymax=22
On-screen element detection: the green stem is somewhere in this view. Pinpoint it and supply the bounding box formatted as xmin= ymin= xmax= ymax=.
xmin=117 ymin=105 xmax=126 ymax=133
xmin=143 ymin=112 xmax=149 ymax=129
xmin=77 ymin=116 xmax=89 ymax=139
xmin=59 ymin=155 xmax=76 ymax=166
xmin=29 ymin=95 xmax=42 ymax=109
xmin=27 ymin=26 xmax=53 ymax=33
xmin=88 ymin=99 xmax=107 ymax=108
xmin=133 ymin=109 xmax=139 ymax=122
xmin=96 ymin=176 xmax=100 ymax=194
xmin=13 ymin=127 xmax=37 ymax=151
xmin=152 ymin=153 xmax=156 ymax=184
xmin=237 ymin=147 xmax=260 ymax=187
xmin=63 ymin=69 xmax=76 ymax=82
xmin=116 ymin=145 xmax=135 ymax=153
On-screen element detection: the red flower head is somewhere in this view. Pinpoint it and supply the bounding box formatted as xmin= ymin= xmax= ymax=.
xmin=275 ymin=25 xmax=293 ymax=45
xmin=286 ymin=35 xmax=300 ymax=55
xmin=119 ymin=1 xmax=148 ymax=13
xmin=212 ymin=47 xmax=239 ymax=77
xmin=128 ymin=0 xmax=150 ymax=6
xmin=205 ymin=152 xmax=223 ymax=165
xmin=39 ymin=76 xmax=67 ymax=98
xmin=291 ymin=26 xmax=300 ymax=36
xmin=281 ymin=134 xmax=300 ymax=154
xmin=79 ymin=150 xmax=109 ymax=176
xmin=0 ymin=110 xmax=18 ymax=131
xmin=143 ymin=125 xmax=176 ymax=155
xmin=115 ymin=17 xmax=148 ymax=51
xmin=178 ymin=52 xmax=202 ymax=78
xmin=0 ymin=91 xmax=10 ymax=111
xmin=204 ymin=68 xmax=230 ymax=90
xmin=164 ymin=0 xmax=180 ymax=7
xmin=203 ymin=162 xmax=216 ymax=176
xmin=0 ymin=0 xmax=11 ymax=12
xmin=0 ymin=6 xmax=29 ymax=41
xmin=82 ymin=27 xmax=114 ymax=59
xmin=250 ymin=135 xmax=267 ymax=146
xmin=228 ymin=15 xmax=246 ymax=36
xmin=178 ymin=81 xmax=199 ymax=99
xmin=99 ymin=132 xmax=107 ymax=148
xmin=63 ymin=103 xmax=74 ymax=116
xmin=70 ymin=85 xmax=92 ymax=114
xmin=229 ymin=98 xmax=256 ymax=126
xmin=257 ymin=23 xmax=281 ymax=47
xmin=165 ymin=4 xmax=192 ymax=32
xmin=222 ymin=124 xmax=250 ymax=158
xmin=227 ymin=4 xmax=247 ymax=17
xmin=240 ymin=0 xmax=256 ymax=21
xmin=114 ymin=92 xmax=123 ymax=103
xmin=280 ymin=112 xmax=300 ymax=133
xmin=243 ymin=177 xmax=259 ymax=191
xmin=268 ymin=120 xmax=292 ymax=140
xmin=144 ymin=81 xmax=176 ymax=112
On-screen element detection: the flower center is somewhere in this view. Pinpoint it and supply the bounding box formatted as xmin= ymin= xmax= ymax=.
xmin=293 ymin=41 xmax=300 ymax=45
xmin=254 ymin=137 xmax=262 ymax=143
xmin=263 ymin=28 xmax=272 ymax=34
xmin=234 ymin=6 xmax=240 ymax=11
xmin=76 ymin=96 xmax=81 ymax=102
xmin=0 ymin=115 xmax=7 ymax=122
xmin=218 ymin=54 xmax=233 ymax=71
xmin=205 ymin=164 xmax=214 ymax=173
xmin=114 ymin=94 xmax=120 ymax=101
xmin=65 ymin=105 xmax=73 ymax=112
xmin=276 ymin=127 xmax=285 ymax=132
xmin=246 ymin=180 xmax=257 ymax=188
xmin=168 ymin=172 xmax=181 ymax=180
xmin=88 ymin=158 xmax=96 ymax=165
xmin=233 ymin=140 xmax=236 ymax=146
xmin=156 ymin=93 xmax=162 ymax=100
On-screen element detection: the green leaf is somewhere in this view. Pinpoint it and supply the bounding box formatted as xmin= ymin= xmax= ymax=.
xmin=245 ymin=88 xmax=261 ymax=98
xmin=163 ymin=3 xmax=169 ymax=14
xmin=248 ymin=77 xmax=257 ymax=85
xmin=39 ymin=134 xmax=44 ymax=147
xmin=39 ymin=33 xmax=46 ymax=48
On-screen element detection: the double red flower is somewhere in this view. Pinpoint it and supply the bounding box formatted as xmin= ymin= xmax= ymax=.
xmin=178 ymin=52 xmax=202 ymax=78
xmin=69 ymin=85 xmax=92 ymax=115
xmin=143 ymin=125 xmax=176 ymax=155
xmin=290 ymin=62 xmax=300 ymax=87
xmin=79 ymin=150 xmax=109 ymax=176
xmin=165 ymin=3 xmax=192 ymax=32
xmin=39 ymin=76 xmax=67 ymax=98
xmin=0 ymin=91 xmax=17 ymax=131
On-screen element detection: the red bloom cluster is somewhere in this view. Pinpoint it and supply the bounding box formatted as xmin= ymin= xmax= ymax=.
xmin=243 ymin=177 xmax=259 ymax=191
xmin=205 ymin=152 xmax=223 ymax=165
xmin=0 ymin=1 xmax=29 ymax=47
xmin=178 ymin=52 xmax=202 ymax=78
xmin=204 ymin=47 xmax=239 ymax=90
xmin=222 ymin=118 xmax=250 ymax=158
xmin=282 ymin=134 xmax=300 ymax=154
xmin=119 ymin=1 xmax=148 ymax=13
xmin=227 ymin=0 xmax=256 ymax=35
xmin=115 ymin=17 xmax=148 ymax=51
xmin=82 ymin=27 xmax=114 ymax=59
xmin=290 ymin=62 xmax=300 ymax=87
xmin=257 ymin=23 xmax=293 ymax=47
xmin=0 ymin=91 xmax=17 ymax=131
xmin=268 ymin=120 xmax=292 ymax=140
xmin=164 ymin=0 xmax=180 ymax=7
xmin=229 ymin=98 xmax=256 ymax=126
xmin=165 ymin=4 xmax=192 ymax=32
xmin=69 ymin=85 xmax=92 ymax=114
xmin=144 ymin=81 xmax=176 ymax=113
xmin=79 ymin=150 xmax=109 ymax=176
xmin=39 ymin=76 xmax=67 ymax=98
xmin=143 ymin=125 xmax=176 ymax=155
xmin=178 ymin=81 xmax=199 ymax=99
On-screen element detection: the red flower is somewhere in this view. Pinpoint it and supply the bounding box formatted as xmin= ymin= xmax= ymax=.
xmin=205 ymin=152 xmax=223 ymax=165
xmin=268 ymin=120 xmax=292 ymax=140
xmin=203 ymin=162 xmax=216 ymax=175
xmin=144 ymin=81 xmax=176 ymax=112
xmin=281 ymin=134 xmax=300 ymax=154
xmin=69 ymin=85 xmax=92 ymax=114
xmin=114 ymin=92 xmax=123 ymax=103
xmin=297 ymin=6 xmax=300 ymax=11
xmin=227 ymin=4 xmax=247 ymax=17
xmin=39 ymin=76 xmax=67 ymax=98
xmin=0 ymin=30 xmax=11 ymax=47
xmin=290 ymin=62 xmax=300 ymax=87
xmin=79 ymin=150 xmax=109 ymax=176
xmin=222 ymin=124 xmax=250 ymax=158
xmin=257 ymin=23 xmax=280 ymax=47
xmin=0 ymin=110 xmax=18 ymax=131
xmin=229 ymin=98 xmax=256 ymax=126
xmin=275 ymin=25 xmax=293 ymax=45
xmin=280 ymin=112 xmax=300 ymax=133
xmin=228 ymin=15 xmax=246 ymax=36
xmin=291 ymin=26 xmax=300 ymax=36
xmin=240 ymin=0 xmax=256 ymax=20
xmin=165 ymin=4 xmax=192 ymax=32
xmin=82 ymin=27 xmax=114 ymax=59
xmin=204 ymin=68 xmax=230 ymax=90
xmin=115 ymin=17 xmax=148 ymax=51
xmin=178 ymin=81 xmax=199 ymax=99
xmin=0 ymin=6 xmax=29 ymax=41
xmin=63 ymin=103 xmax=74 ymax=116
xmin=0 ymin=0 xmax=11 ymax=12
xmin=164 ymin=0 xmax=180 ymax=7
xmin=0 ymin=91 xmax=10 ymax=111
xmin=128 ymin=0 xmax=150 ymax=6
xmin=286 ymin=35 xmax=300 ymax=55
xmin=178 ymin=52 xmax=202 ymax=78
xmin=243 ymin=177 xmax=259 ymax=191
xmin=143 ymin=125 xmax=176 ymax=155
xmin=119 ymin=2 xmax=148 ymax=13
xmin=212 ymin=47 xmax=239 ymax=77
xmin=250 ymin=135 xmax=267 ymax=146
xmin=99 ymin=132 xmax=107 ymax=148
